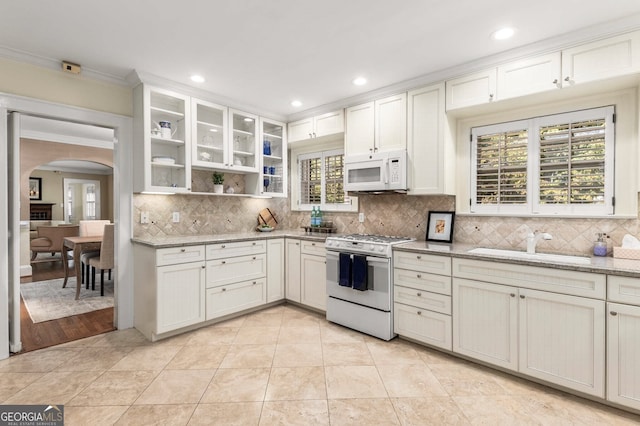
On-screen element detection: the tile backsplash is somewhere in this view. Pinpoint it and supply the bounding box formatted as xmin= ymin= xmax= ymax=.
xmin=133 ymin=192 xmax=640 ymax=256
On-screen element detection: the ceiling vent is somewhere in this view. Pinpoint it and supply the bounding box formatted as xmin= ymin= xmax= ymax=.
xmin=61 ymin=61 xmax=81 ymax=74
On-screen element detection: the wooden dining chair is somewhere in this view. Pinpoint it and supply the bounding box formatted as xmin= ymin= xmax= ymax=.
xmin=87 ymin=223 xmax=114 ymax=296
xmin=78 ymin=220 xmax=110 ymax=286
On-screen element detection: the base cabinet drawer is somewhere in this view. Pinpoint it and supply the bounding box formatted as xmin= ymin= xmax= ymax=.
xmin=206 ymin=278 xmax=266 ymax=320
xmin=394 ymin=285 xmax=451 ymax=315
xmin=206 ymin=240 xmax=266 ymax=260
xmin=394 ymin=251 xmax=451 ymax=275
xmin=301 ymin=240 xmax=325 ymax=256
xmin=394 ymin=303 xmax=452 ymax=350
xmin=156 ymin=245 xmax=205 ymax=266
xmin=394 ymin=268 xmax=451 ymax=296
xmin=206 ymin=253 xmax=266 ymax=287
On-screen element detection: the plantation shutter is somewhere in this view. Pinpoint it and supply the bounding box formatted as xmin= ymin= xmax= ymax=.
xmin=324 ymin=153 xmax=345 ymax=204
xmin=299 ymin=154 xmax=322 ymax=205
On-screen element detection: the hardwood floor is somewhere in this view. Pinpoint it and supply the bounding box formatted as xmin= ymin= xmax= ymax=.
xmin=18 ymin=259 xmax=115 ymax=354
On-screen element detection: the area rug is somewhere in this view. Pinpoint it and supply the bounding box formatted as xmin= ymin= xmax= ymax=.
xmin=20 ymin=277 xmax=114 ymax=323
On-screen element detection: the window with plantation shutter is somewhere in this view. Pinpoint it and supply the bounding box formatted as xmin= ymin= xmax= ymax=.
xmin=298 ymin=149 xmax=352 ymax=211
xmin=471 ymin=106 xmax=614 ymax=216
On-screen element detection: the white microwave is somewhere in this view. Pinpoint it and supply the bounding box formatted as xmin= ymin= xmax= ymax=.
xmin=344 ymin=149 xmax=407 ymax=193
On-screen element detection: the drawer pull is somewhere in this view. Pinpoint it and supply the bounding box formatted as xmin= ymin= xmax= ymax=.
xmin=221 ymin=245 xmax=226 ymax=248
xmin=520 ymin=295 xmax=525 ymax=299
xmin=222 ymin=288 xmax=226 ymax=292
xmin=610 ymin=311 xmax=618 ymax=316
xmin=253 ymin=281 xmax=257 ymax=285
xmin=312 ymin=242 xmax=316 ymax=246
xmin=416 ymin=292 xmax=422 ymax=297
xmin=201 ymin=266 xmax=205 ymax=269
xmin=221 ymin=261 xmax=226 ymax=264
xmin=252 ymin=242 xmax=256 ymax=245
xmin=416 ymin=255 xmax=422 ymax=259
xmin=417 ymin=311 xmax=422 ymax=315
xmin=416 ymin=274 xmax=422 ymax=278
xmin=510 ymin=293 xmax=516 ymax=297
xmin=252 ymin=256 xmax=256 ymax=260
xmin=180 ymin=248 xmax=186 ymax=252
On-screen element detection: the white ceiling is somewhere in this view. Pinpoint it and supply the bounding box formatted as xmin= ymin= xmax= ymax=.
xmin=3 ymin=1 xmax=640 ymax=119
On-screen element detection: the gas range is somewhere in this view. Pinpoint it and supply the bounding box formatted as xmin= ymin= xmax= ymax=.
xmin=325 ymin=234 xmax=415 ymax=257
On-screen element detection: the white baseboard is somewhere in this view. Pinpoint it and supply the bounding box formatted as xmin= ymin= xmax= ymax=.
xmin=20 ymin=264 xmax=32 ymax=277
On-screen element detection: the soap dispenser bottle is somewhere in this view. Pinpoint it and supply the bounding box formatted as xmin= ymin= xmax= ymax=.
xmin=594 ymin=233 xmax=607 ymax=257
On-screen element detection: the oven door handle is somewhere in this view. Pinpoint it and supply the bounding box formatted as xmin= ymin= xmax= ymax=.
xmin=365 ymin=256 xmax=389 ymax=265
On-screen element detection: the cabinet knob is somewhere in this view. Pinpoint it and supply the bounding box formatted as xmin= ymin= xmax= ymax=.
xmin=417 ymin=292 xmax=422 ymax=297
xmin=252 ymin=242 xmax=256 ymax=245
xmin=489 ymin=94 xmax=494 ymax=101
xmin=180 ymin=248 xmax=185 ymax=252
xmin=417 ymin=274 xmax=422 ymax=278
xmin=520 ymin=295 xmax=525 ymax=299
xmin=221 ymin=261 xmax=226 ymax=264
xmin=253 ymin=281 xmax=257 ymax=285
xmin=252 ymin=256 xmax=256 ymax=260
xmin=564 ymin=76 xmax=571 ymax=82
xmin=417 ymin=311 xmax=422 ymax=315
xmin=296 ymin=242 xmax=300 ymax=246
xmin=552 ymin=79 xmax=558 ymax=85
xmin=312 ymin=132 xmax=316 ymax=138
xmin=201 ymin=265 xmax=205 ymax=269
xmin=312 ymin=243 xmax=316 ymax=246
xmin=308 ymin=133 xmax=312 ymax=138
xmin=221 ymin=245 xmax=226 ymax=248
xmin=222 ymin=288 xmax=226 ymax=292
xmin=510 ymin=293 xmax=516 ymax=297
xmin=416 ymin=255 xmax=422 ymax=259
xmin=610 ymin=311 xmax=618 ymax=316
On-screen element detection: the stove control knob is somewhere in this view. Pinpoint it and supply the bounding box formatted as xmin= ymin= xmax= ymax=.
xmin=378 ymin=246 xmax=385 ymax=253
xmin=326 ymin=240 xmax=333 ymax=247
xmin=369 ymin=244 xmax=375 ymax=251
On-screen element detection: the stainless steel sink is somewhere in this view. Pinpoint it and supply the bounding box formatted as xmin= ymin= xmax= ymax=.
xmin=468 ymin=247 xmax=592 ymax=265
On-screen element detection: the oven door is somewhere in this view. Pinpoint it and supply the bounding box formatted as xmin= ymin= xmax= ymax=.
xmin=326 ymin=250 xmax=392 ymax=312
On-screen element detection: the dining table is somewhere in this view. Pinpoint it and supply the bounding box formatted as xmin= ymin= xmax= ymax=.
xmin=62 ymin=235 xmax=103 ymax=300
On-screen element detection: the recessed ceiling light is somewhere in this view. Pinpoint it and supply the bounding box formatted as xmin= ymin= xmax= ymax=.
xmin=492 ymin=27 xmax=515 ymax=40
xmin=291 ymin=100 xmax=302 ymax=107
xmin=352 ymin=77 xmax=367 ymax=86
xmin=190 ymin=74 xmax=205 ymax=83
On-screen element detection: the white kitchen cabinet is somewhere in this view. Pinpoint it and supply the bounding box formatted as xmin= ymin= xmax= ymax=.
xmin=452 ymin=257 xmax=606 ymax=397
xmin=519 ymin=288 xmax=605 ymax=397
xmin=561 ymin=30 xmax=640 ymax=87
xmin=445 ymin=69 xmax=497 ymax=111
xmin=288 ymin=110 xmax=344 ymax=143
xmin=345 ymin=102 xmax=374 ymax=155
xmin=191 ymin=98 xmax=228 ymax=170
xmin=228 ymin=109 xmax=259 ymax=172
xmin=205 ymin=239 xmax=267 ymax=320
xmin=285 ymin=238 xmax=301 ymax=302
xmin=345 ymin=94 xmax=407 ymax=156
xmin=258 ymin=117 xmax=287 ymax=197
xmin=406 ymin=83 xmax=453 ymax=195
xmin=267 ymin=238 xmax=285 ymax=303
xmin=607 ymin=301 xmax=640 ymax=410
xmin=394 ymin=251 xmax=452 ymax=350
xmin=497 ymin=52 xmax=562 ymax=100
xmin=157 ymin=260 xmax=206 ymax=334
xmin=206 ymin=278 xmax=266 ymax=320
xmin=452 ymin=278 xmax=518 ymax=370
xmin=133 ymin=244 xmax=206 ymax=341
xmin=301 ymin=253 xmax=327 ymax=311
xmin=133 ymin=84 xmax=191 ymax=193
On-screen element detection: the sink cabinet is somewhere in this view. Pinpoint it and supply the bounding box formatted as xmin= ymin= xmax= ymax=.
xmin=452 ymin=258 xmax=605 ymax=397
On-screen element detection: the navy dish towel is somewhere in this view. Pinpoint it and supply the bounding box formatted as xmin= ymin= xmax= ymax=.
xmin=352 ymin=255 xmax=368 ymax=291
xmin=339 ymin=253 xmax=352 ymax=287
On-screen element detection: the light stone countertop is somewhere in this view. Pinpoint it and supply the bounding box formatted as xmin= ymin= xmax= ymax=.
xmin=394 ymin=240 xmax=640 ymax=277
xmin=131 ymin=229 xmax=330 ymax=248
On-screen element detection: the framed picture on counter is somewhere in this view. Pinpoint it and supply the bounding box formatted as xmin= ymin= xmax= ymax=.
xmin=426 ymin=211 xmax=455 ymax=243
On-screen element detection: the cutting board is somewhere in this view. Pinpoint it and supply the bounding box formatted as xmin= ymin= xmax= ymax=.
xmin=257 ymin=208 xmax=278 ymax=228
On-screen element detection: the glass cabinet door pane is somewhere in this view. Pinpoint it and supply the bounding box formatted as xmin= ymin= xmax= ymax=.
xmin=231 ymin=111 xmax=257 ymax=170
xmin=194 ymin=101 xmax=226 ymax=166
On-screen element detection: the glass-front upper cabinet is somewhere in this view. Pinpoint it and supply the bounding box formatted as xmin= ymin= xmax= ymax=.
xmin=133 ymin=84 xmax=191 ymax=193
xmin=191 ymin=98 xmax=227 ymax=169
xmin=229 ymin=109 xmax=258 ymax=173
xmin=260 ymin=118 xmax=287 ymax=197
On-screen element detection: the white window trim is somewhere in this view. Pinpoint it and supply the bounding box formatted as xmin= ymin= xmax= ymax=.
xmin=470 ymin=106 xmax=615 ymax=216
xmin=290 ymin=143 xmax=358 ymax=212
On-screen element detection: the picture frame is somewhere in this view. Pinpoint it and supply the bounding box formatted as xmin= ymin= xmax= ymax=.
xmin=29 ymin=177 xmax=42 ymax=201
xmin=426 ymin=211 xmax=455 ymax=243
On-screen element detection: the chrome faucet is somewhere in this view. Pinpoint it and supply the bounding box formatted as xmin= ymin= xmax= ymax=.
xmin=526 ymin=231 xmax=553 ymax=254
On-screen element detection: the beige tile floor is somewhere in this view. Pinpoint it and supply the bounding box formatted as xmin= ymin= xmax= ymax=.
xmin=2 ymin=304 xmax=640 ymax=425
